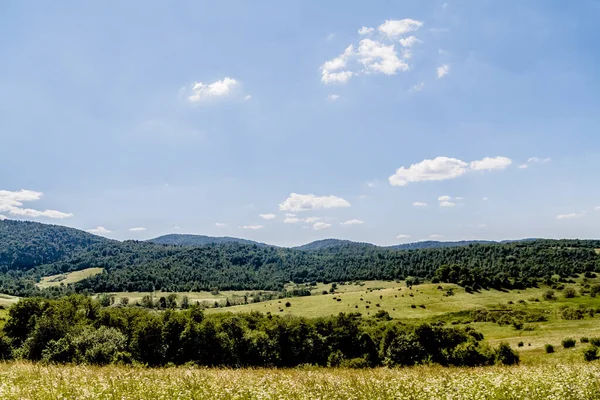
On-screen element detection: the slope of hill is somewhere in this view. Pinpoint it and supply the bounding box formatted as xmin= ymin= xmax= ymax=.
xmin=148 ymin=234 xmax=269 ymax=247
xmin=0 ymin=220 xmax=112 ymax=271
xmin=294 ymin=239 xmax=376 ymax=251
xmin=387 ymin=240 xmax=498 ymax=250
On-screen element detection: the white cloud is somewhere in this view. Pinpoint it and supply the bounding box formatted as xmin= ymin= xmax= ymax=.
xmin=412 ymin=202 xmax=428 ymax=207
xmin=520 ymin=157 xmax=551 ymax=169
xmin=439 ymin=201 xmax=455 ymax=207
xmin=358 ymin=26 xmax=374 ymax=35
xmin=399 ymin=36 xmax=420 ymax=47
xmin=241 ymin=225 xmax=264 ymax=230
xmin=279 ymin=193 xmax=351 ymax=212
xmin=259 ymin=213 xmax=276 ymax=220
xmin=328 ymin=94 xmax=340 ymax=101
xmin=129 ymin=227 xmax=146 ymax=232
xmin=244 ymin=95 xmax=252 ymax=101
xmin=284 ymin=216 xmax=301 ymax=224
xmin=396 ymin=234 xmax=411 ymax=240
xmin=174 ymin=225 xmax=181 ymax=229
xmin=429 ymin=234 xmax=445 ymax=239
xmin=366 ymin=180 xmax=377 ymax=188
xmin=0 ymin=189 xmax=73 ymax=219
xmin=321 ymin=45 xmax=355 ymax=84
xmin=304 ymin=216 xmax=321 ymax=223
xmin=87 ymin=226 xmax=111 ymax=234
xmin=357 ymin=39 xmax=408 ymax=75
xmin=556 ymin=213 xmax=585 ymax=220
xmin=595 ymin=206 xmax=600 ymax=211
xmin=389 ymin=157 xmax=469 ymax=186
xmin=313 ymin=221 xmax=332 ymax=230
xmin=0 ymin=215 xmax=7 ymax=221
xmin=378 ymin=19 xmax=423 ymax=39
xmin=482 ymin=197 xmax=489 ymax=201
xmin=470 ymin=156 xmax=512 ymax=171
xmin=188 ymin=77 xmax=239 ymax=102
xmin=215 ymin=222 xmax=227 ymax=227
xmin=410 ymin=82 xmax=425 ymax=92
xmin=341 ymin=219 xmax=364 ymax=225
xmin=438 ymin=195 xmax=462 ymax=207
xmin=285 ymin=215 xmax=320 ymax=224
xmin=438 ymin=195 xmax=452 ymax=202
xmin=436 ymin=64 xmax=450 ymax=78
xmin=285 ymin=213 xmax=297 ymax=217
xmin=389 ymin=156 xmax=512 ymax=186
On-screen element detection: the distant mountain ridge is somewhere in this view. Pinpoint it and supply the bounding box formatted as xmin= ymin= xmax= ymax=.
xmin=147 ymin=234 xmax=269 ymax=247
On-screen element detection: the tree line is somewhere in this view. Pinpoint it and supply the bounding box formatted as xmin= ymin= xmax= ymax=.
xmin=0 ymin=295 xmax=519 ymax=367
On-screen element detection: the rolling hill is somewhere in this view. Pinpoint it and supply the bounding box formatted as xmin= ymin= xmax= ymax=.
xmin=147 ymin=234 xmax=269 ymax=247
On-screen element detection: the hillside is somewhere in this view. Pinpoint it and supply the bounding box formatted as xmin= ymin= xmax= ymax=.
xmin=1 ymin=220 xmax=599 ymax=297
xmin=294 ymin=238 xmax=376 ymax=251
xmin=147 ymin=234 xmax=269 ymax=247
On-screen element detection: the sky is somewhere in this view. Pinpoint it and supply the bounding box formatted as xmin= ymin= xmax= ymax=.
xmin=1 ymin=0 xmax=600 ymax=247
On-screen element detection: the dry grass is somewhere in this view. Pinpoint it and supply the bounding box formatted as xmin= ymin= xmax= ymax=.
xmin=36 ymin=267 xmax=104 ymax=289
xmin=1 ymin=362 xmax=600 ymax=399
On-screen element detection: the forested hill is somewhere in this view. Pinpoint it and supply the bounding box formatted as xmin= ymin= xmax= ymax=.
xmin=294 ymin=239 xmax=376 ymax=251
xmin=148 ymin=234 xmax=269 ymax=247
xmin=1 ymin=219 xmax=599 ymax=297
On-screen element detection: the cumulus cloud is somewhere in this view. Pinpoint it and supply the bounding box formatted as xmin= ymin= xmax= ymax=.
xmin=396 ymin=234 xmax=411 ymax=240
xmin=129 ymin=227 xmax=146 ymax=232
xmin=321 ymin=45 xmax=355 ymax=84
xmin=215 ymin=222 xmax=227 ymax=227
xmin=389 ymin=156 xmax=512 ymax=186
xmin=438 ymin=195 xmax=462 ymax=207
xmin=259 ymin=213 xmax=276 ymax=220
xmin=556 ymin=213 xmax=585 ymax=220
xmin=188 ymin=77 xmax=240 ymax=102
xmin=436 ymin=64 xmax=450 ymax=78
xmin=285 ymin=215 xmax=321 ymax=224
xmin=284 ymin=216 xmax=301 ymax=224
xmin=328 ymin=94 xmax=340 ymax=101
xmin=279 ymin=193 xmax=350 ymax=212
xmin=244 ymin=95 xmax=252 ymax=101
xmin=412 ymin=202 xmax=428 ymax=207
xmin=304 ymin=216 xmax=321 ymax=223
xmin=357 ymin=39 xmax=409 ymax=75
xmin=87 ymin=226 xmax=111 ymax=234
xmin=313 ymin=221 xmax=332 ymax=230
xmin=321 ymin=19 xmax=423 ymax=85
xmin=470 ymin=156 xmax=512 ymax=171
xmin=482 ymin=197 xmax=489 ymax=201
xmin=378 ymin=19 xmax=423 ymax=39
xmin=341 ymin=219 xmax=364 ymax=225
xmin=0 ymin=189 xmax=73 ymax=219
xmin=399 ymin=36 xmax=420 ymax=47
xmin=358 ymin=26 xmax=374 ymax=35
xmin=241 ymin=225 xmax=264 ymax=230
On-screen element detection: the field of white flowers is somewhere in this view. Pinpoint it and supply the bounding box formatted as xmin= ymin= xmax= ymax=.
xmin=1 ymin=362 xmax=600 ymax=400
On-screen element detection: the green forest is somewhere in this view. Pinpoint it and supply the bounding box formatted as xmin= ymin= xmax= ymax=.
xmin=1 ymin=220 xmax=599 ymax=297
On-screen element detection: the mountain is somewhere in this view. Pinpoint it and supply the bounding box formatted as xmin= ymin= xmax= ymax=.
xmin=0 ymin=219 xmax=112 ymax=271
xmin=294 ymin=239 xmax=376 ymax=251
xmin=147 ymin=234 xmax=270 ymax=247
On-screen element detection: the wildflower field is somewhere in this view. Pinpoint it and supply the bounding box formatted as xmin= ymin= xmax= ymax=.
xmin=2 ymin=362 xmax=600 ymax=400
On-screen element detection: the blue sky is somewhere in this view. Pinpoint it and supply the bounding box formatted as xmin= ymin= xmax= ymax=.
xmin=1 ymin=0 xmax=599 ymax=246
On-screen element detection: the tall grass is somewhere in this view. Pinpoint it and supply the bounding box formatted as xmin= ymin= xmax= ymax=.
xmin=1 ymin=362 xmax=600 ymax=399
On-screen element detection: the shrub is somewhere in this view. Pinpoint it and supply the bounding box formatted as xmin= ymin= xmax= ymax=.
xmin=584 ymin=347 xmax=599 ymax=362
xmin=590 ymin=284 xmax=600 ymax=298
xmin=562 ymin=338 xmax=576 ymax=349
xmin=561 ymin=307 xmax=584 ymax=320
xmin=494 ymin=342 xmax=519 ymax=365
xmin=581 ymin=337 xmax=590 ymax=343
xmin=563 ymin=287 xmax=578 ymax=299
xmin=545 ymin=344 xmax=555 ymax=354
xmin=285 ymin=302 xmax=291 ymax=307
xmin=543 ymin=290 xmax=556 ymax=301
xmin=517 ymin=341 xmax=524 ymax=347
xmin=512 ymin=320 xmax=523 ymax=330
xmin=590 ymin=337 xmax=600 ymax=347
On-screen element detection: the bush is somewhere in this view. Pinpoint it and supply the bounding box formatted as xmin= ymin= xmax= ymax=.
xmin=562 ymin=338 xmax=576 ymax=349
xmin=590 ymin=284 xmax=600 ymax=298
xmin=494 ymin=342 xmax=519 ymax=365
xmin=590 ymin=337 xmax=600 ymax=347
xmin=584 ymin=347 xmax=599 ymax=362
xmin=563 ymin=287 xmax=578 ymax=299
xmin=543 ymin=290 xmax=556 ymax=301
xmin=581 ymin=337 xmax=590 ymax=343
xmin=545 ymin=344 xmax=555 ymax=354
xmin=285 ymin=302 xmax=291 ymax=307
xmin=561 ymin=307 xmax=584 ymax=320
xmin=72 ymin=326 xmax=127 ymax=365
xmin=517 ymin=341 xmax=524 ymax=347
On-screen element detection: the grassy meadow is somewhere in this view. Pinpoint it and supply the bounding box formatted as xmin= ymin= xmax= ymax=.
xmin=1 ymin=362 xmax=600 ymax=400
xmin=36 ymin=267 xmax=104 ymax=289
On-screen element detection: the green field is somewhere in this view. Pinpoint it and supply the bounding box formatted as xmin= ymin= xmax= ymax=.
xmin=1 ymin=362 xmax=600 ymax=400
xmin=36 ymin=267 xmax=104 ymax=288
